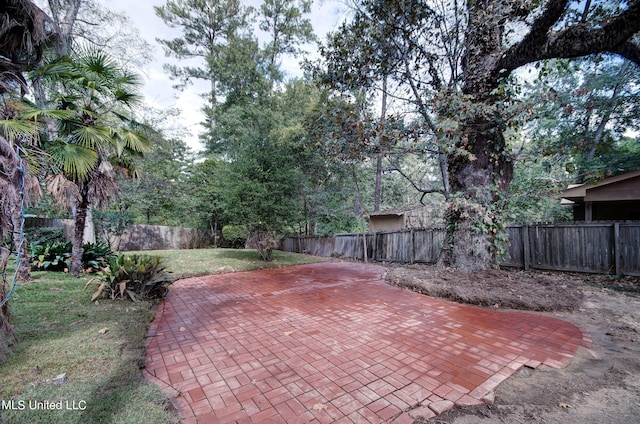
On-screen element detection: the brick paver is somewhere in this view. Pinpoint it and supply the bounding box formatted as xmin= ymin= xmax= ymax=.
xmin=144 ymin=262 xmax=590 ymax=423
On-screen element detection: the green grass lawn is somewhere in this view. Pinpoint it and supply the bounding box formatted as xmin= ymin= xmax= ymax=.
xmin=0 ymin=249 xmax=324 ymax=423
xmin=131 ymin=248 xmax=327 ymax=280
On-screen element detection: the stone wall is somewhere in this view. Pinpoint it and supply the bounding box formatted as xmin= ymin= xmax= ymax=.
xmin=117 ymin=224 xmax=215 ymax=251
xmin=26 ymin=218 xmax=214 ymax=251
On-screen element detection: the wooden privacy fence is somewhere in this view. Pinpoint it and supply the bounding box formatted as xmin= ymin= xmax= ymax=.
xmin=282 ymin=222 xmax=640 ymax=276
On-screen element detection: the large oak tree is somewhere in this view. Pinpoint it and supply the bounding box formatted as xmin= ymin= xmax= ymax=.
xmin=446 ymin=0 xmax=640 ymax=270
xmin=322 ymin=0 xmax=640 ymax=271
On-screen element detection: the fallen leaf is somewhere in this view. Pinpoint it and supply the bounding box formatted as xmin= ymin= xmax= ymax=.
xmin=313 ymin=403 xmax=327 ymax=411
xmin=284 ymin=331 xmax=293 ymax=336
xmin=558 ymin=402 xmax=571 ymax=408
xmin=98 ymin=328 xmax=109 ymax=334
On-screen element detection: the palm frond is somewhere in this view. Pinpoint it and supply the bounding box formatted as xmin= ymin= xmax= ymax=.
xmin=115 ymin=128 xmax=151 ymax=155
xmin=0 ymin=0 xmax=57 ymax=95
xmin=71 ymin=125 xmax=112 ymax=149
xmin=0 ymin=119 xmax=37 ymax=146
xmin=46 ymin=173 xmax=80 ymax=208
xmin=48 ymin=141 xmax=98 ymax=181
xmin=114 ymin=89 xmax=143 ymax=106
xmin=19 ymin=107 xmax=75 ymax=121
xmin=29 ymin=59 xmax=74 ymax=84
xmin=0 ymin=60 xmax=28 ymax=95
xmin=88 ymin=160 xmax=119 ymax=208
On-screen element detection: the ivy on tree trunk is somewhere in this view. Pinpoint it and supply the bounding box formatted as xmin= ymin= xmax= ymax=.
xmin=439 ymin=0 xmax=640 ymax=271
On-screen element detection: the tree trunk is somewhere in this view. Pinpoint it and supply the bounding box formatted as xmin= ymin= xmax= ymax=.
xmin=438 ymin=114 xmax=512 ymax=270
xmin=586 ymin=62 xmax=626 ymax=163
xmin=71 ymin=185 xmax=89 ymax=277
xmin=438 ymin=0 xmax=513 ymax=271
xmin=437 ymin=0 xmax=640 ymax=271
xmin=374 ymin=155 xmax=383 ymax=212
xmin=0 ymin=141 xmax=30 ymax=281
xmin=374 ymin=77 xmax=388 ymax=212
xmin=0 ymin=278 xmax=12 ymax=361
xmin=47 ymin=0 xmax=81 ymax=56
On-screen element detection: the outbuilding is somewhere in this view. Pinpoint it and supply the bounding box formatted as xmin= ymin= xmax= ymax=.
xmin=560 ymin=170 xmax=640 ymax=221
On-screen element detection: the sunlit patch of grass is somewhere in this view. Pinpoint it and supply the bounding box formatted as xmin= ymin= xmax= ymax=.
xmin=0 ymin=271 xmax=178 ymax=424
xmin=125 ymin=248 xmax=327 ymax=279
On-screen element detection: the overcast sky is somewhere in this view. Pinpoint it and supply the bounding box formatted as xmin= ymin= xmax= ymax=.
xmin=103 ymin=0 xmax=346 ymax=151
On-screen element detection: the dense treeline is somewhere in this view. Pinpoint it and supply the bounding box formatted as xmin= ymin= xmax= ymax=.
xmin=2 ymin=0 xmax=639 ymax=267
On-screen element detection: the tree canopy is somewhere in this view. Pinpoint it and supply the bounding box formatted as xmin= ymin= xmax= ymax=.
xmin=4 ymin=0 xmax=640 ymax=269
xmin=319 ymin=0 xmax=640 ymax=270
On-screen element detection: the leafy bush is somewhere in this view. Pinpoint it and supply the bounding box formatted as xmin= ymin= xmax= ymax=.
xmin=25 ymin=227 xmax=67 ymax=247
xmin=222 ymin=225 xmax=248 ymax=248
xmin=29 ymin=239 xmax=114 ymax=273
xmin=81 ymin=240 xmax=115 ymax=273
xmin=246 ymin=229 xmax=280 ymax=261
xmin=85 ymin=254 xmax=173 ymax=302
xmin=29 ymin=241 xmax=72 ymax=271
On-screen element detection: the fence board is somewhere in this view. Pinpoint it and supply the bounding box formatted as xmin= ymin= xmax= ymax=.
xmin=503 ymin=226 xmax=524 ymax=267
xmin=282 ymin=222 xmax=640 ymax=276
xmin=526 ymin=224 xmax=615 ymax=274
xmin=620 ymin=224 xmax=640 ymax=276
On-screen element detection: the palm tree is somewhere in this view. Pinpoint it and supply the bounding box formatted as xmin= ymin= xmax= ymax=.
xmin=33 ymin=48 xmax=151 ymax=276
xmin=0 ymin=0 xmax=57 ymax=359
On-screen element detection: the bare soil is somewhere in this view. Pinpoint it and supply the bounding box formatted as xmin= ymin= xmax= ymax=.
xmin=383 ymin=265 xmax=640 ymax=424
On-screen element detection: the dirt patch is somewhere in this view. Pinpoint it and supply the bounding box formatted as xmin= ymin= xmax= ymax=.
xmin=384 ymin=266 xmax=584 ymax=311
xmin=382 ymin=264 xmax=640 ymax=424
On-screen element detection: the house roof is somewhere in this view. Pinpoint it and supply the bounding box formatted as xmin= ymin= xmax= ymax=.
xmin=561 ymin=169 xmax=640 ymax=203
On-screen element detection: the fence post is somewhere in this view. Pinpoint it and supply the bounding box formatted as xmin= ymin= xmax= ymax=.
xmin=361 ymin=233 xmax=368 ymax=263
xmin=373 ymin=232 xmax=378 ymax=261
xmin=614 ymin=223 xmax=621 ymax=276
xmin=410 ymin=229 xmax=415 ymax=264
xmin=523 ymin=224 xmax=530 ymax=271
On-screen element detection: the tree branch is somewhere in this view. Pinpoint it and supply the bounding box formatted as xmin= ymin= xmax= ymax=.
xmin=386 ymin=157 xmax=446 ymax=204
xmin=611 ymin=40 xmax=640 ymax=66
xmin=498 ymin=0 xmax=640 ymax=73
xmin=496 ymin=0 xmax=570 ymax=74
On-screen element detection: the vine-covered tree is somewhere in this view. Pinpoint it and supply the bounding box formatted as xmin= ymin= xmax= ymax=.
xmin=322 ymin=0 xmax=640 ymax=271
xmin=445 ymin=0 xmax=639 ymax=270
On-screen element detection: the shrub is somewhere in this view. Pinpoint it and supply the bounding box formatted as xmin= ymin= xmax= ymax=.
xmin=222 ymin=225 xmax=248 ymax=248
xmin=25 ymin=227 xmax=66 ymax=247
xmin=81 ymin=240 xmax=115 ymax=273
xmin=29 ymin=241 xmax=72 ymax=271
xmin=85 ymin=254 xmax=173 ymax=302
xmin=29 ymin=239 xmax=114 ymax=274
xmin=246 ymin=229 xmax=280 ymax=261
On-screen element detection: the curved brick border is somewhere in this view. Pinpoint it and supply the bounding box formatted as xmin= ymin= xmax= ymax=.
xmin=144 ymin=262 xmax=590 ymax=423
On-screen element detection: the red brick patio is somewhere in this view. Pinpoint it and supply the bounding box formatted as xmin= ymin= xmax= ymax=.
xmin=143 ymin=262 xmax=590 ymax=423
